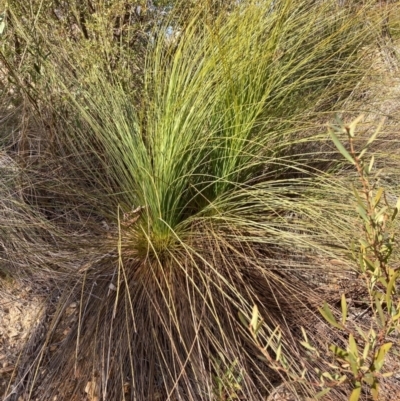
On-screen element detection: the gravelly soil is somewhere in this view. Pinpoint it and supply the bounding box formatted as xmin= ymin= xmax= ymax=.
xmin=0 ymin=279 xmax=45 ymax=398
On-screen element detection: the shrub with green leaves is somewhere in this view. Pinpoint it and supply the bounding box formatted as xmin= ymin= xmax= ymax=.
xmin=316 ymin=117 xmax=400 ymax=401
xmin=246 ymin=116 xmax=400 ymax=401
xmin=0 ymin=1 xmax=396 ymax=400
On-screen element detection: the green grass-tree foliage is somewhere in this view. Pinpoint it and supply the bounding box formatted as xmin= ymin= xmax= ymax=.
xmin=245 ymin=117 xmax=400 ymax=400
xmin=0 ymin=1 xmax=395 ymax=400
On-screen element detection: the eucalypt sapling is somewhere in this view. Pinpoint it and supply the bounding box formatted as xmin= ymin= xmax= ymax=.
xmin=241 ymin=116 xmax=400 ymax=401
xmin=313 ymin=115 xmax=400 ymax=401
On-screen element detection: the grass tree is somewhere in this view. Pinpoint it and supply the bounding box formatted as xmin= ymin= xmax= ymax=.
xmin=0 ymin=0 xmax=396 ymax=400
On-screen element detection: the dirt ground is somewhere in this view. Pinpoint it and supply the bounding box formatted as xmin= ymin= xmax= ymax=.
xmin=0 ymin=278 xmax=45 ymax=397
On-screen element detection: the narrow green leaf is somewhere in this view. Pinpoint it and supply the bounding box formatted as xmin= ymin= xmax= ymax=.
xmin=366 ymin=118 xmax=384 ymax=146
xmin=374 ymin=188 xmax=384 ymax=207
xmin=378 ymin=277 xmax=388 ymax=288
xmin=374 ymin=343 xmax=392 ymax=371
xmin=348 ymin=333 xmax=358 ymax=358
xmin=280 ymin=354 xmax=289 ymax=369
xmin=326 ymin=362 xmax=340 ymax=370
xmin=329 ymin=344 xmax=348 ymax=359
xmin=341 ymin=294 xmax=347 ymax=325
xmin=353 ymin=186 xmax=365 ymax=206
xmin=315 ymin=388 xmax=331 ymax=399
xmin=356 ymin=325 xmax=367 ymax=342
xmin=347 ymin=114 xmax=364 ymax=138
xmin=362 ymin=342 xmax=370 ymax=361
xmin=363 ymin=373 xmax=374 ymax=386
xmin=385 ymin=271 xmax=398 ymax=312
xmin=301 ymin=326 xmax=308 ymax=342
xmin=300 ymin=341 xmax=316 ymax=352
xmin=363 ymin=256 xmax=376 ymax=271
xmin=368 ymin=155 xmax=375 ymax=174
xmin=374 ymin=296 xmax=385 ymax=328
xmin=322 ymin=372 xmax=334 ymax=380
xmin=348 ymin=353 xmax=359 ymax=376
xmin=357 ymin=205 xmax=369 ymax=222
xmin=365 ymin=221 xmax=372 ymax=236
xmin=275 ymin=343 xmax=282 ymax=361
xmin=359 ymin=146 xmax=368 ymax=160
xmin=264 ymin=326 xmax=281 ymax=350
xmin=349 ymin=385 xmax=361 ymax=401
xmin=334 ymin=114 xmax=344 ymax=127
xmin=250 ymin=305 xmax=259 ymax=332
xmin=371 ymin=380 xmax=380 ymax=401
xmin=392 ymin=197 xmax=400 ymax=221
xmin=319 ymin=302 xmax=343 ymax=329
xmin=238 ymin=311 xmax=248 ymax=328
xmin=329 ymin=130 xmax=355 ymax=165
xmin=256 ymin=355 xmax=268 ymax=362
xmin=391 ymin=310 xmax=400 ymax=322
xmin=255 ymin=318 xmax=264 ymax=335
xmin=374 ymin=206 xmax=388 ymax=223
xmin=370 ymin=329 xmax=377 ymax=343
xmin=359 ymin=254 xmax=366 ymax=273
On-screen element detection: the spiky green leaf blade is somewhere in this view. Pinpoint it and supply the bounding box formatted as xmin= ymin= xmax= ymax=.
xmin=347 ymin=114 xmax=364 ymax=138
xmin=368 ymin=155 xmax=375 ymax=174
xmin=329 ymin=130 xmax=355 ymax=165
xmin=329 ymin=345 xmax=349 ymax=360
xmin=250 ymin=305 xmax=259 ymax=332
xmin=238 ymin=311 xmax=248 ymax=328
xmin=363 ymin=341 xmax=370 ymax=361
xmin=348 ymin=333 xmax=358 ymax=359
xmin=385 ymin=271 xmax=398 ymax=312
xmin=349 ymin=385 xmax=361 ymax=401
xmin=341 ymin=294 xmax=347 ymax=325
xmin=374 ymin=296 xmax=385 ymax=328
xmin=320 ymin=302 xmax=343 ymax=329
xmin=392 ymin=197 xmax=400 ymax=221
xmin=366 ymin=118 xmax=384 ymax=146
xmin=371 ymin=380 xmax=380 ymax=401
xmin=315 ymin=388 xmax=331 ymax=399
xmin=374 ymin=343 xmax=392 ymax=372
xmin=373 ymin=188 xmax=384 ymax=207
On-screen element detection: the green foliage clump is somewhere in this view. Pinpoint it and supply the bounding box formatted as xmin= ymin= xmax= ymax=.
xmin=0 ymin=1 xmax=397 ymax=400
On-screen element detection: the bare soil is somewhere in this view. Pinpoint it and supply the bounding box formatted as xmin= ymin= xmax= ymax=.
xmin=0 ymin=278 xmax=45 ymax=397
